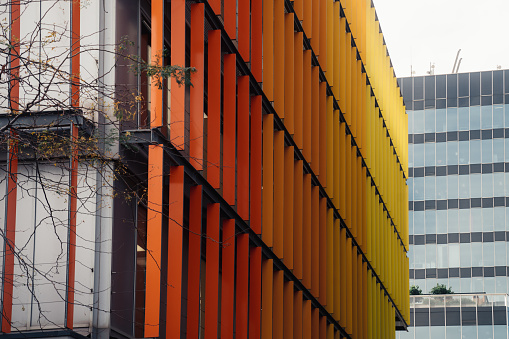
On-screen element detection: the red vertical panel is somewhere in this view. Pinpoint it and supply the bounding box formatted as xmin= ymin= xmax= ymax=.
xmin=209 ymin=0 xmax=220 ymax=15
xmin=250 ymin=96 xmax=262 ymax=234
xmin=186 ymin=186 xmax=202 ymax=339
xmin=204 ymin=204 xmax=220 ymax=339
xmin=1 ymin=132 xmax=18 ymax=333
xmin=237 ymin=76 xmax=250 ymax=219
xmin=221 ymin=219 xmax=236 ymax=339
xmin=238 ymin=0 xmax=250 ymax=61
xmin=207 ymin=30 xmax=221 ymax=188
xmin=190 ymin=4 xmax=204 ymax=170
xmin=223 ymin=54 xmax=237 ymax=205
xmin=166 ymin=166 xmax=185 ymax=338
xmin=251 ymin=0 xmax=262 ymax=81
xmin=235 ymin=234 xmax=249 ymax=339
xmin=249 ymin=247 xmax=262 ymax=339
xmin=66 ymin=124 xmax=79 ymax=329
xmin=150 ymin=0 xmax=163 ymax=127
xmin=170 ymin=0 xmax=185 ymax=148
xmin=145 ymin=145 xmax=164 ymax=337
xmin=224 ymin=0 xmax=236 ymax=39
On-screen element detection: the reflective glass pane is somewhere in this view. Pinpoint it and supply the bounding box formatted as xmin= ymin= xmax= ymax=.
xmin=436 ymin=176 xmax=447 ymax=199
xmin=482 ymin=173 xmax=493 ymax=198
xmin=472 ymin=242 xmax=483 ymax=266
xmin=448 ymin=209 xmax=458 ymax=233
xmin=493 ymin=139 xmax=504 ymax=163
xmin=485 ymin=277 xmax=496 ymax=293
xmin=437 ymin=244 xmax=448 ymax=268
xmin=472 ymin=276 xmax=484 ymax=293
xmin=483 ymin=208 xmax=494 ymax=231
xmin=414 ymin=110 xmax=425 ymax=133
xmin=436 ymin=108 xmax=446 ymax=132
xmin=446 ymin=326 xmax=461 ymax=339
xmin=494 ymin=105 xmax=504 ymax=128
xmin=437 ymin=210 xmax=448 ymax=233
xmin=436 ymin=142 xmax=446 ymax=166
xmin=494 ymin=173 xmax=504 ymax=197
xmin=458 ymin=107 xmax=469 ymax=130
xmin=460 ymin=243 xmax=471 ymax=267
xmin=448 ymin=175 xmax=459 ymax=199
xmin=482 ymin=140 xmax=493 ymax=163
xmin=481 ymin=105 xmax=493 ymax=129
xmin=494 ymin=207 xmax=504 ymax=231
xmin=409 ymin=144 xmax=414 ymax=167
xmin=408 ymin=178 xmax=413 ymax=201
xmin=414 ymin=177 xmax=424 ymax=200
xmin=459 ymin=209 xmax=470 ymax=233
xmin=425 ymin=143 xmax=435 ymax=166
xmin=471 ymin=174 xmax=482 ymax=198
xmin=425 ymin=109 xmax=435 ymax=133
xmin=425 ymin=210 xmax=436 ymax=234
xmin=425 ymin=176 xmax=435 ymax=200
xmin=459 ymin=140 xmax=469 ymax=164
xmin=426 ymin=244 xmax=436 ymax=268
xmin=494 ymin=325 xmax=508 ymax=339
xmin=447 ymin=108 xmax=458 ymax=131
xmin=414 ymin=211 xmax=424 ymax=235
xmin=495 ymin=277 xmax=507 ymax=294
xmin=495 ymin=242 xmax=506 ymax=266
xmin=449 ymin=243 xmax=460 ymax=267
xmin=470 ymin=106 xmax=481 ymax=130
xmin=447 ymin=142 xmax=458 ymax=165
xmin=414 ymin=245 xmax=425 ymax=269
xmin=459 ymin=175 xmax=470 ymax=198
xmin=471 ymin=208 xmax=483 ymax=232
xmin=470 ymin=140 xmax=481 ymax=164
xmin=461 ymin=278 xmax=472 ymax=292
xmin=414 ymin=144 xmax=425 ymax=167
xmin=483 ymin=242 xmax=494 ymax=266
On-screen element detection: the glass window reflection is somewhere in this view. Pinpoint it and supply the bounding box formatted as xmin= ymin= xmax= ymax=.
xmin=470 ymin=106 xmax=481 ymax=130
xmin=425 ymin=109 xmax=435 ymax=133
xmin=447 ymin=108 xmax=458 ymax=131
xmin=481 ymin=105 xmax=493 ymax=129
xmin=482 ymin=140 xmax=493 ymax=163
xmin=447 ymin=142 xmax=458 ymax=165
xmin=458 ymin=141 xmax=469 ymax=164
xmin=470 ymin=140 xmax=481 ymax=164
xmin=436 ymin=108 xmax=447 ymax=132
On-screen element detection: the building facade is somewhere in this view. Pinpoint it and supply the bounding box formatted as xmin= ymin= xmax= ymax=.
xmin=399 ymin=70 xmax=509 ymax=338
xmin=0 ymin=0 xmax=408 ymax=338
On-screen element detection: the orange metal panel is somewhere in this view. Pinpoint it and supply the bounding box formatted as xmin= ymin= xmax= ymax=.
xmin=339 ymin=228 xmax=347 ymax=328
xmin=319 ymin=0 xmax=327 ymax=68
xmin=251 ymin=0 xmax=262 ymax=81
xmin=352 ymin=249 xmax=358 ymax=337
xmin=333 ymin=219 xmax=340 ymax=320
xmin=221 ymin=219 xmax=236 ymax=339
xmin=262 ymin=0 xmax=274 ymax=100
xmin=350 ymin=146 xmax=357 ymax=238
xmin=303 ymin=300 xmax=312 ymax=339
xmin=346 ymin=238 xmax=353 ymax=334
xmin=319 ymin=198 xmax=327 ymax=306
xmin=319 ymin=315 xmax=327 ymax=339
xmin=170 ymin=0 xmax=185 ymax=146
xmin=224 ymin=0 xmax=236 ymax=39
xmin=236 ymin=234 xmax=249 ymax=339
xmin=294 ymin=0 xmax=303 ymax=18
xmin=262 ymin=115 xmax=274 ymax=246
xmin=207 ymin=30 xmax=221 ymax=188
xmin=294 ymin=290 xmax=303 ymax=339
xmin=284 ymin=13 xmax=295 ymax=134
xmin=303 ymin=0 xmax=312 ymax=39
xmin=250 ymin=96 xmax=263 ymax=234
xmin=273 ymin=131 xmax=285 ymax=258
xmin=166 ymin=166 xmax=185 ymax=338
xmin=261 ymin=259 xmax=273 ymax=339
xmin=66 ymin=124 xmax=79 ymax=329
xmin=284 ymin=146 xmax=294 ymax=268
xmin=303 ymin=50 xmax=312 ymax=160
xmin=319 ymin=82 xmax=327 ymax=187
xmin=293 ymin=160 xmax=304 ymax=279
xmin=186 ymin=186 xmax=202 ymax=339
xmin=311 ymin=186 xmax=320 ymax=296
xmin=190 ymin=4 xmax=204 ymax=170
xmin=204 ymin=203 xmax=221 ymax=339
xmin=2 ymin=131 xmax=18 ymax=333
xmin=209 ymin=0 xmax=220 ymax=15
xmin=249 ymin=247 xmax=262 ymax=339
xmin=283 ymin=281 xmax=294 ymax=338
xmin=273 ymin=270 xmax=284 ymax=339
xmin=311 ymin=0 xmax=320 ymax=53
xmin=294 ymin=32 xmax=304 ymax=149
xmin=238 ymin=0 xmax=250 ymax=61
xmin=311 ymin=308 xmax=320 ymax=339
xmin=223 ymin=54 xmax=237 ymax=205
xmin=145 ymin=145 xmax=164 ymax=337
xmin=274 ymin=0 xmax=285 ymax=118
xmin=311 ymin=66 xmax=320 ymax=175
xmin=237 ymin=76 xmax=250 ymax=219
xmin=302 ymin=174 xmax=312 ymax=289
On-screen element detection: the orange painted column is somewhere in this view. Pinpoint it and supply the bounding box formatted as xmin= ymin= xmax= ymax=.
xmin=171 ymin=0 xmax=185 ymax=146
xmin=66 ymin=123 xmax=79 ymax=329
xmin=251 ymin=0 xmax=262 ymax=81
xmin=250 ymin=96 xmax=262 ymax=233
xmin=223 ymin=54 xmax=237 ymax=205
xmin=302 ymin=174 xmax=312 ymax=289
xmin=221 ymin=219 xmax=236 ymax=339
xmin=273 ymin=131 xmax=285 ymax=258
xmin=249 ymin=247 xmax=262 ymax=339
xmin=209 ymin=0 xmax=220 ymax=15
xmin=166 ymin=166 xmax=185 ymax=338
xmin=262 ymin=115 xmax=274 ymax=246
xmin=238 ymin=0 xmax=250 ymax=61
xmin=261 ymin=259 xmax=273 ymax=339
xmin=293 ymin=160 xmax=304 ymax=280
xmin=311 ymin=186 xmax=320 ymax=297
xmin=294 ymin=290 xmax=303 ymax=339
xmin=237 ymin=76 xmax=250 ymax=219
xmin=319 ymin=198 xmax=327 ymax=306
xmin=150 ymin=0 xmax=163 ymax=127
xmin=283 ymin=146 xmax=294 ymax=269
xmin=204 ymin=204 xmax=221 ymax=339
xmin=190 ymin=3 xmax=204 ymax=170
xmin=145 ymin=145 xmax=164 ymax=337
xmin=273 ymin=270 xmax=284 ymax=339
xmin=224 ymin=0 xmax=236 ymax=39
xmin=186 ymin=186 xmax=202 ymax=339
xmin=207 ymin=30 xmax=221 ymax=188
xmin=283 ymin=281 xmax=294 ymax=338
xmin=235 ymin=234 xmax=249 ymax=339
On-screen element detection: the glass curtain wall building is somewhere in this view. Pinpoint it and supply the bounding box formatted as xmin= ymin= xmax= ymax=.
xmin=399 ymin=70 xmax=509 ymax=338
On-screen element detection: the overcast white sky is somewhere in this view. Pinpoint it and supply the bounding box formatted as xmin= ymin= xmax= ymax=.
xmin=373 ymin=0 xmax=509 ymax=78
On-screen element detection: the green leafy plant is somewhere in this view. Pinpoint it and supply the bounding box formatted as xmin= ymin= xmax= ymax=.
xmin=430 ymin=284 xmax=453 ymax=295
xmin=409 ymin=285 xmax=422 ymax=295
